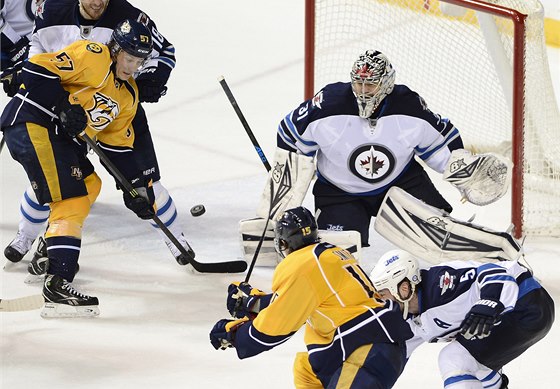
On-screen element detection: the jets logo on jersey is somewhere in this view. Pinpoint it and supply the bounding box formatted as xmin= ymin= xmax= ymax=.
xmin=349 ymin=144 xmax=395 ymax=183
xmin=86 ymin=43 xmax=103 ymax=54
xmin=34 ymin=0 xmax=46 ymax=20
xmin=87 ymin=93 xmax=120 ymax=131
xmin=312 ymin=91 xmax=324 ymax=109
xmin=439 ymin=271 xmax=455 ymax=295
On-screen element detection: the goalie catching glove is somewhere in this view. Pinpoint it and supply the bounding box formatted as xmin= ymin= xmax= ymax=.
xmin=443 ymin=149 xmax=512 ymax=205
xmin=209 ymin=317 xmax=250 ymax=350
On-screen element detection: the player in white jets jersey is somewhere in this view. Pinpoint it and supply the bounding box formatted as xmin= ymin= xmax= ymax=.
xmin=369 ymin=250 xmax=555 ymax=389
xmin=0 ymin=0 xmax=43 ymax=70
xmin=240 ymin=50 xmax=511 ymax=265
xmin=2 ymin=0 xmax=197 ymax=273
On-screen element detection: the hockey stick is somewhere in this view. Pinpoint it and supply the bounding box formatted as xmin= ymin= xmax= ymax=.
xmin=80 ymin=132 xmax=247 ymax=274
xmin=0 ymin=294 xmax=43 ymax=312
xmin=218 ymin=76 xmax=271 ymax=172
xmin=0 ymin=135 xmax=5 ymax=154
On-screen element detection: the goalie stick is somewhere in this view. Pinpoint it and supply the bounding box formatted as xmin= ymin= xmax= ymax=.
xmin=80 ymin=132 xmax=247 ymax=274
xmin=219 ymin=76 xmax=271 ymax=172
xmin=0 ymin=294 xmax=44 ymax=312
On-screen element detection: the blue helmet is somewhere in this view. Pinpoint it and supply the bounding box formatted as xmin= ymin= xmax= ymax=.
xmin=274 ymin=207 xmax=319 ymax=257
xmin=110 ymin=19 xmax=153 ymax=59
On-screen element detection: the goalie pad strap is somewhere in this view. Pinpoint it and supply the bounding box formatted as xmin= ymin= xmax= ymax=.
xmin=257 ymin=148 xmax=315 ymax=220
xmin=374 ymin=187 xmax=521 ymax=264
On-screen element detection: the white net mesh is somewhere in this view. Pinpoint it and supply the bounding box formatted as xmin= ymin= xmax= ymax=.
xmin=311 ymin=0 xmax=560 ymax=236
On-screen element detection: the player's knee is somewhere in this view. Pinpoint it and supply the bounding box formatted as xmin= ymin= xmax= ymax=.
xmin=85 ymin=172 xmax=102 ymax=205
xmin=439 ymin=342 xmax=482 ymax=387
xmin=293 ymin=352 xmax=323 ymax=389
xmin=47 ymin=196 xmax=92 ymax=238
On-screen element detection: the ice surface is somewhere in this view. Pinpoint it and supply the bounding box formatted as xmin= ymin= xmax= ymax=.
xmin=1 ymin=1 xmax=559 ymax=388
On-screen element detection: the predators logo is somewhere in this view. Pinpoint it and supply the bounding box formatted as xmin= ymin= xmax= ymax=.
xmin=87 ymin=93 xmax=120 ymax=130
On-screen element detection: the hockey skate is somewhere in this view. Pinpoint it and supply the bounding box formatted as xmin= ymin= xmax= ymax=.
xmin=25 ymin=237 xmax=80 ymax=284
xmin=41 ymin=274 xmax=99 ymax=318
xmin=166 ymin=234 xmax=197 ymax=272
xmin=4 ymin=231 xmax=35 ymax=263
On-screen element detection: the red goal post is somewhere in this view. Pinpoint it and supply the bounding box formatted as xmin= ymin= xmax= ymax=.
xmin=304 ymin=0 xmax=560 ymax=238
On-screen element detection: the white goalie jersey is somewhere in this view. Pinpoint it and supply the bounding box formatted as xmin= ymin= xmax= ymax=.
xmin=276 ymin=82 xmax=463 ymax=195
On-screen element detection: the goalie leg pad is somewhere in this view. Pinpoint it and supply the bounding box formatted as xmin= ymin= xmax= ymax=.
xmin=374 ymin=187 xmax=522 ymax=264
xmin=239 ymin=218 xmax=280 ymax=267
xmin=257 ymin=148 xmax=315 ymax=220
xmin=318 ymin=230 xmax=362 ymax=261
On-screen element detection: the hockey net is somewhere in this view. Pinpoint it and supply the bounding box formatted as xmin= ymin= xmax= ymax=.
xmin=304 ymin=0 xmax=560 ymax=237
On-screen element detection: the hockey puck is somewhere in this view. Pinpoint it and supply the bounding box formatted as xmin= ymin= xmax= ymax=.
xmin=190 ymin=204 xmax=206 ymax=217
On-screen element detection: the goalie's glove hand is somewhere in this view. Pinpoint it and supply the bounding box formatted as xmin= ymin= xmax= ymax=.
xmin=460 ymin=299 xmax=504 ymax=340
xmin=1 ymin=61 xmax=24 ymax=97
xmin=209 ymin=317 xmax=249 ymax=350
xmin=123 ymin=177 xmax=155 ymax=220
xmin=227 ymin=282 xmax=267 ymax=319
xmin=135 ymin=67 xmax=169 ymax=103
xmin=57 ymin=99 xmax=88 ymax=137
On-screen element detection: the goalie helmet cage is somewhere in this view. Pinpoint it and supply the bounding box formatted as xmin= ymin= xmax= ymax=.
xmin=304 ymin=0 xmax=560 ymax=238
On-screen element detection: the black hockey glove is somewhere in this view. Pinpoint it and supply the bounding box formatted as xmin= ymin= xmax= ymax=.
xmin=135 ymin=78 xmax=168 ymax=103
xmin=227 ymin=282 xmax=267 ymax=319
xmin=209 ymin=317 xmax=249 ymax=350
xmin=58 ymin=99 xmax=88 ymax=137
xmin=135 ymin=66 xmax=170 ymax=103
xmin=460 ymin=299 xmax=505 ymax=340
xmin=1 ymin=61 xmax=24 ymax=97
xmin=6 ymin=37 xmax=30 ymax=65
xmin=123 ymin=177 xmax=155 ymax=220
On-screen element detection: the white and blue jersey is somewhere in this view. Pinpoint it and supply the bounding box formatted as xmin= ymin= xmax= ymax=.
xmin=406 ymin=260 xmax=542 ymax=357
xmin=277 ymin=82 xmax=463 ymax=195
xmin=30 ymin=0 xmax=175 ymax=80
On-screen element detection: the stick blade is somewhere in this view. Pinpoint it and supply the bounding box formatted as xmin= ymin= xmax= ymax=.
xmin=0 ymin=294 xmax=44 ymax=312
xmin=191 ymin=259 xmax=248 ymax=274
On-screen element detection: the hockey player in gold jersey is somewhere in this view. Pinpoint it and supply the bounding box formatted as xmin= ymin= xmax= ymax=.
xmin=210 ymin=207 xmax=413 ymax=388
xmin=0 ymin=19 xmax=154 ymax=318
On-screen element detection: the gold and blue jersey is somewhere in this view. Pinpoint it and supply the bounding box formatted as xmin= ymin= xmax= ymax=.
xmin=233 ymin=242 xmax=412 ymax=383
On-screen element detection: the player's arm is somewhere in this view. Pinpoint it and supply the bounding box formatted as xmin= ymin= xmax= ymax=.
xmin=211 ymin=269 xmax=318 ymax=358
xmin=460 ymin=263 xmax=518 ymax=339
xmin=406 ymin=93 xmax=463 ymax=173
xmin=133 ymin=13 xmax=175 ymax=103
xmin=0 ymin=7 xmax=31 ymax=68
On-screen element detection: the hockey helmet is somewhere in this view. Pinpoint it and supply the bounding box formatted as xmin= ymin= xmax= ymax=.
xmin=274 ymin=207 xmax=320 ymax=258
xmin=110 ymin=19 xmax=153 ymax=60
xmin=350 ymin=50 xmax=395 ymax=118
xmin=369 ymin=249 xmax=421 ymax=317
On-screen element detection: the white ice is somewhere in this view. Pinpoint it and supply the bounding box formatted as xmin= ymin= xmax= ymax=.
xmin=1 ymin=1 xmax=559 ymax=388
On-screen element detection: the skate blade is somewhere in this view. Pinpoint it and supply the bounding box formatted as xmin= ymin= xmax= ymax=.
xmin=24 ymin=273 xmax=45 ymax=284
xmin=40 ymin=302 xmax=100 ymax=318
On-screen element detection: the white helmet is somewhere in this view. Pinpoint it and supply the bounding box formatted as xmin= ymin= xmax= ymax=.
xmin=369 ymin=249 xmax=421 ymax=318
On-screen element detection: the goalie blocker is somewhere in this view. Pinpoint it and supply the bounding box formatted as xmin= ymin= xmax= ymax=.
xmin=374 ymin=187 xmax=522 ymax=264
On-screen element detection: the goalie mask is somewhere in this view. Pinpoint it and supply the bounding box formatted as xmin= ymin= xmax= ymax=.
xmin=274 ymin=207 xmax=319 ymax=258
xmin=350 ymin=50 xmax=395 ymax=118
xmin=369 ymin=249 xmax=421 ymax=318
